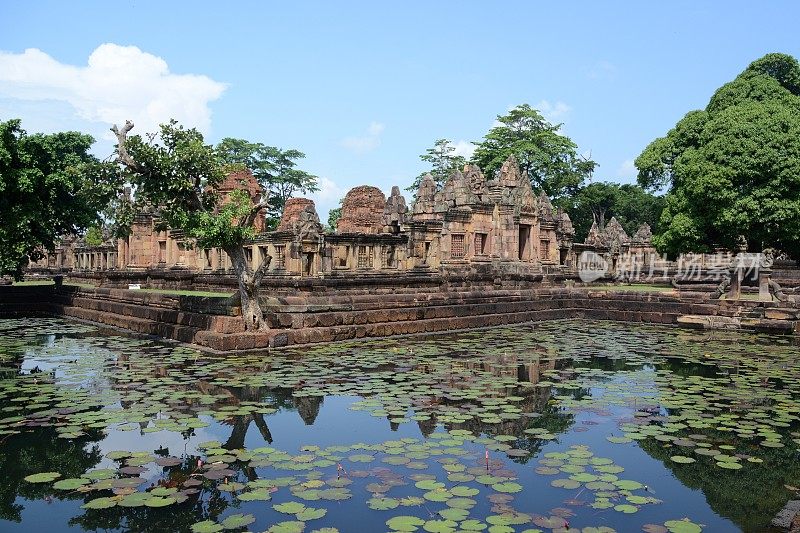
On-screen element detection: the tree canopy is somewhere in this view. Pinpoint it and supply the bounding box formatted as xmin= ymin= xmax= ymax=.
xmin=636 ymin=53 xmax=800 ymax=258
xmin=472 ymin=104 xmax=596 ymax=199
xmin=0 ymin=119 xmax=117 ymax=279
xmin=216 ymin=138 xmax=318 ymax=229
xmin=561 ymin=182 xmax=664 ymax=242
xmin=408 ymin=139 xmax=467 ymax=194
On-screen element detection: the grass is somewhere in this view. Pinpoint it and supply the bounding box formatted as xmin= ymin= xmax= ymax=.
xmin=11 ymin=280 xmax=231 ymax=297
xmin=12 ymin=280 xmax=96 ymax=288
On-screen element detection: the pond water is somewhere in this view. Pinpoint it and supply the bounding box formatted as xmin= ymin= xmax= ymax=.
xmin=1 ymin=317 xmax=799 ymax=533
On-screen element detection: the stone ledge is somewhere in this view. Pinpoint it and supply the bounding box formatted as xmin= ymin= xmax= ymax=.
xmin=771 ymin=500 xmax=800 ymax=530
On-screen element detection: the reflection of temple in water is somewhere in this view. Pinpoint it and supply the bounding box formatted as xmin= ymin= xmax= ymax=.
xmin=294 ymin=395 xmax=323 ymax=425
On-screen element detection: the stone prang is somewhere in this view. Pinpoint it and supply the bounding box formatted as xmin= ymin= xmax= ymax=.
xmin=336 ymin=185 xmax=387 ymax=234
xmin=279 ymin=198 xmax=316 ymax=231
xmin=383 ymin=186 xmax=408 ymax=233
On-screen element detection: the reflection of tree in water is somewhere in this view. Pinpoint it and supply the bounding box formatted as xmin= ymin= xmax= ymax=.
xmin=67 ymin=455 xmax=233 ymax=533
xmin=201 ymin=384 xmax=322 ymax=448
xmin=639 ymin=435 xmax=800 ymax=532
xmin=0 ymin=340 xmax=105 ymax=522
xmin=0 ymin=426 xmax=103 ymax=522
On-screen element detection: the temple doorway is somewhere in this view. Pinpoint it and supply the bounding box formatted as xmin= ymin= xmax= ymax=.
xmin=518 ymin=225 xmax=531 ymax=260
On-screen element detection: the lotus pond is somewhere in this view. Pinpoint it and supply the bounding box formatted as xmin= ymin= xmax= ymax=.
xmin=2 ymin=318 xmax=800 ymax=533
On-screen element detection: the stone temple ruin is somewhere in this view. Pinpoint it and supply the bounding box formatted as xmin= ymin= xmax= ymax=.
xmin=36 ymin=155 xmax=658 ymax=284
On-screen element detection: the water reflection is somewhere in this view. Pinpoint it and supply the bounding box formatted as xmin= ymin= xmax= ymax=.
xmin=1 ymin=317 xmax=799 ymax=531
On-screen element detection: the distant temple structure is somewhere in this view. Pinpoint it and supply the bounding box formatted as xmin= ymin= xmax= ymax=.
xmin=29 ymin=156 xmax=658 ymax=282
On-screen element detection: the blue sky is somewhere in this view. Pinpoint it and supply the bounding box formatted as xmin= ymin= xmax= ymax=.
xmin=2 ymin=1 xmax=799 ymax=219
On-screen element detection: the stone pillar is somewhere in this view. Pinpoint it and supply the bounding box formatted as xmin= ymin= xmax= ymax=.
xmin=728 ymin=268 xmax=742 ymax=300
xmin=759 ymin=268 xmax=773 ymax=301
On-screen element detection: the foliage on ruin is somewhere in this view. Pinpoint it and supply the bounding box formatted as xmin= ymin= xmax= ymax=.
xmin=0 ymin=119 xmax=118 ymax=280
xmin=326 ymin=204 xmax=342 ymax=232
xmin=408 ymin=139 xmax=468 ymax=194
xmin=472 ymin=104 xmax=597 ymax=199
xmin=216 ymin=137 xmax=319 ymax=229
xmin=636 ymin=52 xmax=800 ymax=258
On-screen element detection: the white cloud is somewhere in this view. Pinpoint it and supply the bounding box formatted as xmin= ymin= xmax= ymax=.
xmin=340 ymin=121 xmax=385 ymax=153
xmin=618 ymin=158 xmax=638 ymax=181
xmin=309 ymin=176 xmax=346 ymax=204
xmin=367 ymin=122 xmax=385 ymax=136
xmin=0 ymin=43 xmax=226 ymax=138
xmin=536 ymin=99 xmax=572 ymax=122
xmin=449 ymin=140 xmax=476 ymax=159
xmin=308 ymin=176 xmax=347 ymax=223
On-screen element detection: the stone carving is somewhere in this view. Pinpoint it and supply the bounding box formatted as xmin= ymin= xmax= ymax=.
xmin=336 ymin=185 xmax=386 ymax=234
xmin=516 ymin=171 xmax=538 ymax=214
xmin=497 ymin=155 xmax=522 ymax=189
xmin=761 ymin=248 xmax=775 ymax=269
xmin=603 ymin=217 xmax=629 ymax=254
xmin=632 ymin=223 xmax=653 ymax=243
xmin=556 ymin=210 xmax=575 ymax=239
xmin=412 ymin=174 xmax=437 ymax=217
xmin=383 ymin=186 xmax=408 ymax=232
xmin=462 ymin=164 xmax=488 ymax=202
xmin=713 ymin=272 xmax=732 ymax=299
xmin=585 ymin=221 xmax=606 ymax=247
xmin=435 ymin=171 xmax=476 ymax=212
xmin=538 ymin=191 xmax=555 ymax=223
xmin=294 ymin=204 xmax=323 ymax=242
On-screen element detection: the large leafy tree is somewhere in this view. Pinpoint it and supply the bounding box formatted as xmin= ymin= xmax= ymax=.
xmin=216 ymin=138 xmax=318 ymax=229
xmin=407 ymin=139 xmax=467 ymax=194
xmin=636 ymin=53 xmax=800 ymax=258
xmin=0 ymin=119 xmax=117 ymax=279
xmin=111 ymin=120 xmax=272 ymax=331
xmin=472 ymin=104 xmax=596 ymax=199
xmin=562 ymin=182 xmax=664 ymax=241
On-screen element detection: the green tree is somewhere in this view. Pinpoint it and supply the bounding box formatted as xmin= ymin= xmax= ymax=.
xmin=407 ymin=139 xmax=467 ymax=194
xmin=636 ymin=53 xmax=800 ymax=258
xmin=217 ymin=138 xmax=319 ymax=229
xmin=612 ymin=184 xmax=665 ymax=237
xmin=562 ymin=182 xmax=664 ymax=242
xmin=0 ymin=119 xmax=117 ymax=279
xmin=83 ymin=225 xmax=104 ymax=246
xmin=111 ymin=120 xmax=271 ymax=330
xmin=472 ymin=104 xmax=596 ymax=199
xmin=327 ymin=204 xmax=342 ymax=232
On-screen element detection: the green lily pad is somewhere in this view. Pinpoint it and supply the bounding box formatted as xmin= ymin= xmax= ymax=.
xmin=52 ymin=478 xmax=90 ymax=490
xmin=274 ymin=501 xmax=307 ymax=514
xmin=191 ymin=521 xmax=224 ymax=533
xmin=664 ymin=519 xmax=703 ymax=533
xmin=82 ymin=496 xmax=117 ymax=509
xmin=386 ymin=515 xmax=426 ymax=532
xmin=24 ymin=472 xmax=61 ymax=483
xmin=220 ymin=513 xmax=256 ymax=530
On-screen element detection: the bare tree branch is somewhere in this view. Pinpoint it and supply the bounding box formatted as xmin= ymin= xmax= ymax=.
xmin=110 ymin=121 xmax=142 ymax=171
xmin=253 ymin=253 xmax=272 ymax=286
xmin=243 ymin=198 xmax=270 ymax=228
